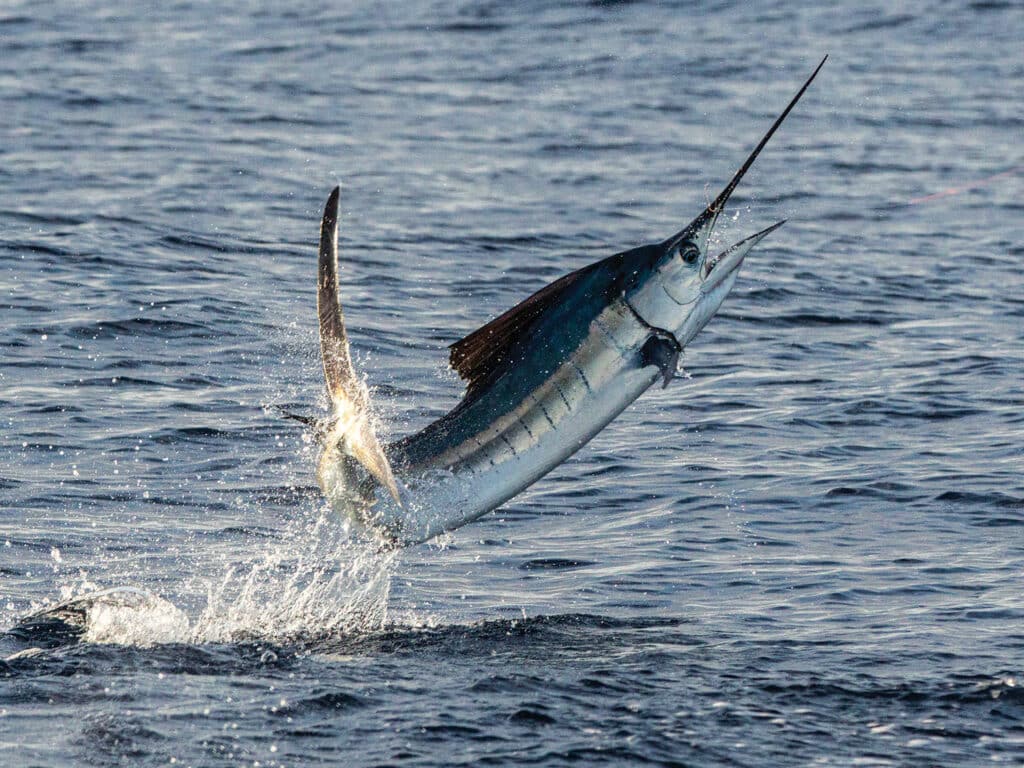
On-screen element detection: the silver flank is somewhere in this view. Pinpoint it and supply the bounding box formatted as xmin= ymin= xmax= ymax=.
xmin=374 ymin=299 xmax=659 ymax=544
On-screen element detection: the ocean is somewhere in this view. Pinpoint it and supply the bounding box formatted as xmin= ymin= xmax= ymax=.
xmin=1 ymin=1 xmax=1022 ymax=765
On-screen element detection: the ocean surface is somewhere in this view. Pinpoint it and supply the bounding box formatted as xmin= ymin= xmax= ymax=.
xmin=2 ymin=1 xmax=1023 ymax=766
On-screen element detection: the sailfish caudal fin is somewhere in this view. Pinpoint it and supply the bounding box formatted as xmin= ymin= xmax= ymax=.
xmin=317 ymin=186 xmax=402 ymax=506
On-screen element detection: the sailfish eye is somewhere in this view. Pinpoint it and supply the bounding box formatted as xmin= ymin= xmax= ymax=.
xmin=678 ymin=243 xmax=700 ymax=265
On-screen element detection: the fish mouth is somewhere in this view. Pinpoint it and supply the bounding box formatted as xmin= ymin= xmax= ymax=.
xmin=664 ymin=55 xmax=826 ymax=256
xmin=701 ymin=220 xmax=786 ymax=291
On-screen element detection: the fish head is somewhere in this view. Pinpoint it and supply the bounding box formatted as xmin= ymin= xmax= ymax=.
xmin=624 ymin=207 xmax=785 ymax=344
xmin=624 ymin=56 xmax=825 ymax=344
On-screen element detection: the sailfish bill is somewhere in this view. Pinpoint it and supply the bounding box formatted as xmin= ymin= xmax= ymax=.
xmin=666 ymin=54 xmax=827 ymax=252
xmin=300 ymin=58 xmax=826 ymax=546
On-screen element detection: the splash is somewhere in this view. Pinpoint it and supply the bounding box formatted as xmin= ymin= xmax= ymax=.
xmin=14 ymin=587 xmax=191 ymax=646
xmin=14 ymin=509 xmax=398 ymax=649
xmin=192 ymin=513 xmax=397 ymax=645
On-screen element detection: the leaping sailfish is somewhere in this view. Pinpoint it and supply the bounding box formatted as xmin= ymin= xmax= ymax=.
xmin=303 ymin=58 xmax=826 ymax=547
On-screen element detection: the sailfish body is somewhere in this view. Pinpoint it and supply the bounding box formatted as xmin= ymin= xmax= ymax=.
xmin=310 ymin=60 xmax=825 ymax=547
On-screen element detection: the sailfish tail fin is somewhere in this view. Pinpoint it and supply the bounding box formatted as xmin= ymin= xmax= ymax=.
xmin=317 ymin=186 xmax=403 ymax=507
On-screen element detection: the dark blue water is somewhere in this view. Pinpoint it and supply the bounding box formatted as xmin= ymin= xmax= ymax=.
xmin=2 ymin=1 xmax=1023 ymax=765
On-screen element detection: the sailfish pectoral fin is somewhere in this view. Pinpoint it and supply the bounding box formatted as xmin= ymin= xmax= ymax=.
xmin=317 ymin=186 xmax=403 ymax=507
xmin=640 ymin=332 xmax=682 ymax=389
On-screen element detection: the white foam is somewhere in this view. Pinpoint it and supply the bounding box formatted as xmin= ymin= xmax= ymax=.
xmin=192 ymin=516 xmax=396 ymax=644
xmin=23 ymin=509 xmax=398 ymax=648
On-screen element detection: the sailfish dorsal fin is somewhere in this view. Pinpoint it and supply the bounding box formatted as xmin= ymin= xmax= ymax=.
xmin=317 ymin=187 xmax=402 ymax=506
xmin=449 ymin=258 xmax=609 ymax=395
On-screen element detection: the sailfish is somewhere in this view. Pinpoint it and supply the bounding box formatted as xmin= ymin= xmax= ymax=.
xmin=301 ymin=58 xmax=826 ymax=547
